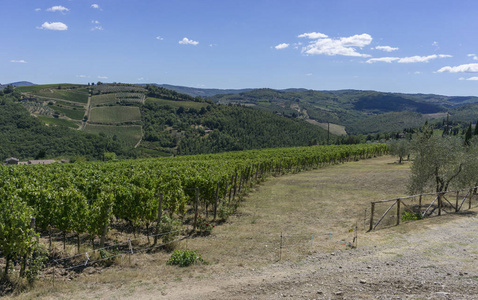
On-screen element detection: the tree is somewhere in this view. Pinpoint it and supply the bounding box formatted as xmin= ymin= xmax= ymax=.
xmin=390 ymin=139 xmax=410 ymax=164
xmin=408 ymin=133 xmax=465 ymax=194
xmin=465 ymin=122 xmax=473 ymax=146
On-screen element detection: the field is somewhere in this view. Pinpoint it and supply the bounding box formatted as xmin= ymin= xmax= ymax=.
xmin=6 ymin=156 xmax=478 ymax=299
xmin=49 ymin=105 xmax=85 ymax=120
xmin=84 ymin=124 xmax=142 ymax=146
xmin=15 ymin=84 xmax=87 ymax=93
xmin=306 ymin=119 xmax=347 ymax=135
xmin=90 ymin=94 xmax=119 ymax=106
xmin=89 ymin=106 xmax=142 ymax=123
xmin=146 ymin=97 xmax=209 ymax=109
xmin=37 ymin=116 xmax=79 ymax=128
xmin=31 ymin=89 xmax=89 ymax=103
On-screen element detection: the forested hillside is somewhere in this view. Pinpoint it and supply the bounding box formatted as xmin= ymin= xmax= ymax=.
xmin=141 ymin=101 xmax=328 ymax=155
xmin=209 ymin=88 xmax=478 ymax=134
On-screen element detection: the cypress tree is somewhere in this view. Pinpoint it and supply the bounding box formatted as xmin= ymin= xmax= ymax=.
xmin=465 ymin=122 xmax=473 ymax=146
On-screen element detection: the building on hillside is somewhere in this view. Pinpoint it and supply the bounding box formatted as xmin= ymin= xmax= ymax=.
xmin=5 ymin=157 xmax=19 ymax=165
xmin=27 ymin=159 xmax=56 ymax=165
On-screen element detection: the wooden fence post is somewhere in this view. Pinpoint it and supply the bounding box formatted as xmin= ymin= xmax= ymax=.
xmin=438 ymin=193 xmax=442 ymax=216
xmin=456 ymin=191 xmax=459 ymax=212
xmin=418 ymin=194 xmax=422 ymax=210
xmin=469 ymin=188 xmax=473 ymax=210
xmin=396 ymin=199 xmax=401 ymax=226
xmin=369 ymin=202 xmax=375 ymax=231
xmin=154 ymin=193 xmax=163 ymax=245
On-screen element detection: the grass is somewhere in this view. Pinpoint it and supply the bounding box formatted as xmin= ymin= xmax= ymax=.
xmin=49 ymin=105 xmax=85 ymax=120
xmin=53 ymin=100 xmax=85 ymax=109
xmin=307 ymin=120 xmax=347 ymax=135
xmin=32 ymin=90 xmax=88 ymax=103
xmin=84 ymin=124 xmax=142 ymax=146
xmin=89 ymin=106 xmax=142 ymax=123
xmin=15 ymin=84 xmax=87 ymax=93
xmin=37 ymin=116 xmax=79 ymax=128
xmin=146 ymin=97 xmax=208 ymax=109
xmin=91 ymin=94 xmax=119 ymax=106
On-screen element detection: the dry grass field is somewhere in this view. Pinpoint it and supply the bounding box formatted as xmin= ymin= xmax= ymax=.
xmin=6 ymin=156 xmax=478 ymax=299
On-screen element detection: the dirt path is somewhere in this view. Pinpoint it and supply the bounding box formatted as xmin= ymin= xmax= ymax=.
xmin=158 ymin=211 xmax=478 ymax=300
xmin=79 ymin=91 xmax=91 ymax=131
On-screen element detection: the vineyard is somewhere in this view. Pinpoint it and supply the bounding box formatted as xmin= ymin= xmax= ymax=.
xmin=0 ymin=144 xmax=388 ymax=280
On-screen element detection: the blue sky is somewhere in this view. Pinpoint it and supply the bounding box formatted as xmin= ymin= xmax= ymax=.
xmin=1 ymin=0 xmax=478 ymax=96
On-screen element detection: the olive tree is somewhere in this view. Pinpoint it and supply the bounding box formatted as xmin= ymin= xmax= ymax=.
xmin=408 ymin=133 xmax=465 ymax=194
xmin=390 ymin=139 xmax=410 ymax=164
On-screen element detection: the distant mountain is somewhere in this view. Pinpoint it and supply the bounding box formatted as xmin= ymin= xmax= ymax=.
xmin=142 ymin=84 xmax=254 ymax=97
xmin=0 ymin=81 xmax=35 ymax=90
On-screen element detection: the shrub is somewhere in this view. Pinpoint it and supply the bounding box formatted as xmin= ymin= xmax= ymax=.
xmin=196 ymin=215 xmax=214 ymax=235
xmin=402 ymin=211 xmax=422 ymax=221
xmin=166 ymin=249 xmax=208 ymax=267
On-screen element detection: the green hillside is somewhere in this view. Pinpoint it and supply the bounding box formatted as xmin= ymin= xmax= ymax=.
xmin=0 ymin=92 xmax=123 ymax=161
xmin=209 ymin=88 xmax=478 ymax=134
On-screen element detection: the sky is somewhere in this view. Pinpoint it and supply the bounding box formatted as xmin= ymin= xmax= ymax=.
xmin=1 ymin=0 xmax=478 ymax=96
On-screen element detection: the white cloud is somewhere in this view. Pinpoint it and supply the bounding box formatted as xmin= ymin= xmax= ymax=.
xmin=76 ymin=75 xmax=90 ymax=78
xmin=178 ymin=37 xmax=199 ymax=45
xmin=305 ymin=73 xmax=313 ymax=76
xmin=35 ymin=8 xmax=41 ymax=11
xmin=468 ymin=54 xmax=478 ymax=61
xmin=10 ymin=60 xmax=27 ymax=63
xmin=374 ymin=45 xmax=398 ymax=52
xmin=437 ymin=63 xmax=478 ymax=73
xmin=466 ymin=77 xmax=478 ymax=80
xmin=414 ymin=71 xmax=421 ymax=75
xmin=98 ymin=76 xmax=108 ymax=79
xmin=275 ymin=43 xmax=289 ymax=50
xmin=398 ymin=54 xmax=451 ymax=63
xmin=366 ymin=57 xmax=399 ymax=63
xmin=47 ymin=6 xmax=69 ymax=13
xmin=138 ymin=77 xmax=144 ymax=81
xmin=298 ymin=32 xmax=328 ymax=39
xmin=301 ymin=33 xmax=372 ymax=57
xmin=37 ymin=22 xmax=68 ymax=31
xmin=91 ymin=4 xmax=100 ymax=9
xmin=156 ymin=36 xmax=164 ymax=40
xmin=90 ymin=20 xmax=103 ymax=31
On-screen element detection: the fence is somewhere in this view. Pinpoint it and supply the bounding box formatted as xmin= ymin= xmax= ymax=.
xmin=368 ymin=186 xmax=478 ymax=231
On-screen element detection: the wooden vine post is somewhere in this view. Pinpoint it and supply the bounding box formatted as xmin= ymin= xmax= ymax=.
xmin=154 ymin=193 xmax=163 ymax=245
xmin=193 ymin=188 xmax=199 ymax=230
xmin=214 ymin=182 xmax=219 ymax=221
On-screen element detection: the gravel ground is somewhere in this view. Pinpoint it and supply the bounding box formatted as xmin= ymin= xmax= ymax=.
xmin=159 ymin=211 xmax=478 ymax=300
